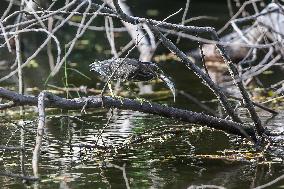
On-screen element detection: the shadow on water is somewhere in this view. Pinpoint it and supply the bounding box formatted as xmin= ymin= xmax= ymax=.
xmin=1 ymin=0 xmax=284 ymax=189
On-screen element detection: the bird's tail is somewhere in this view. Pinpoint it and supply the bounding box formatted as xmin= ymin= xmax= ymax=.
xmin=159 ymin=74 xmax=176 ymax=102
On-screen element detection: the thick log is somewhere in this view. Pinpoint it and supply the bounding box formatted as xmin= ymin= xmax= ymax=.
xmin=0 ymin=87 xmax=256 ymax=141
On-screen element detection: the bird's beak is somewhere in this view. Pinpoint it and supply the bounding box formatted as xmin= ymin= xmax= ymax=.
xmin=89 ymin=62 xmax=98 ymax=71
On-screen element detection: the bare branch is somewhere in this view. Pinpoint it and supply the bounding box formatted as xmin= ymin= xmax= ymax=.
xmin=0 ymin=87 xmax=256 ymax=141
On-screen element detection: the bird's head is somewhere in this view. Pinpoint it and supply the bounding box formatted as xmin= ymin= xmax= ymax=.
xmin=89 ymin=62 xmax=100 ymax=72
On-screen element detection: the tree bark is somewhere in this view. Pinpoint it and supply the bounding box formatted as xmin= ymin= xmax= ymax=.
xmin=0 ymin=87 xmax=256 ymax=141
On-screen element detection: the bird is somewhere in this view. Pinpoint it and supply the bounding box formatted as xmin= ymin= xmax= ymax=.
xmin=90 ymin=58 xmax=176 ymax=101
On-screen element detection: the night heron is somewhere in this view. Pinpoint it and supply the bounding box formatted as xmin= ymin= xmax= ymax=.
xmin=90 ymin=58 xmax=176 ymax=101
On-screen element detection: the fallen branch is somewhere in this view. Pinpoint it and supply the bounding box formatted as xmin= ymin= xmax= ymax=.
xmin=254 ymin=174 xmax=284 ymax=189
xmin=228 ymin=95 xmax=278 ymax=115
xmin=0 ymin=145 xmax=23 ymax=151
xmin=32 ymin=91 xmax=46 ymax=178
xmin=0 ymin=172 xmax=38 ymax=181
xmin=105 ymin=163 xmax=130 ymax=189
xmin=0 ymin=87 xmax=256 ymax=141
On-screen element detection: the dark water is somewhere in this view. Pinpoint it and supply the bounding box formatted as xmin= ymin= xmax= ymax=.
xmin=1 ymin=109 xmax=284 ymax=189
xmin=1 ymin=0 xmax=284 ymax=189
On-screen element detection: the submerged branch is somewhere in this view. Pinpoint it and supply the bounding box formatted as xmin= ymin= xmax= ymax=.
xmin=32 ymin=91 xmax=46 ymax=178
xmin=0 ymin=172 xmax=38 ymax=181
